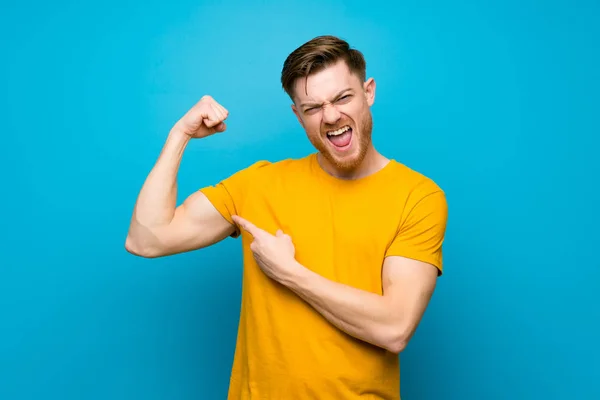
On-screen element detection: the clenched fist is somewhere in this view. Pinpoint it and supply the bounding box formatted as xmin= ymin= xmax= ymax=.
xmin=174 ymin=95 xmax=229 ymax=139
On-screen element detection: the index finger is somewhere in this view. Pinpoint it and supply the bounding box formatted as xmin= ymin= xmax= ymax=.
xmin=232 ymin=215 xmax=262 ymax=237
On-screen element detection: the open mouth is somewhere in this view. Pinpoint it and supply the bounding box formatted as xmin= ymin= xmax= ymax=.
xmin=326 ymin=125 xmax=353 ymax=150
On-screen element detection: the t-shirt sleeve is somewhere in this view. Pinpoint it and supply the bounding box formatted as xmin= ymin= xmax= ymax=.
xmin=198 ymin=160 xmax=270 ymax=238
xmin=385 ymin=186 xmax=448 ymax=275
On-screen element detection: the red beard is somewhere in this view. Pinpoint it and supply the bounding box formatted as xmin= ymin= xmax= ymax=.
xmin=309 ymin=111 xmax=373 ymax=173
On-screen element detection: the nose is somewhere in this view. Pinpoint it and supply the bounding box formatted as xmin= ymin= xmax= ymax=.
xmin=322 ymin=103 xmax=341 ymax=125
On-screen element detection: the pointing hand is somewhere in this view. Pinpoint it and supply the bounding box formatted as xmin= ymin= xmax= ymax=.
xmin=232 ymin=215 xmax=301 ymax=284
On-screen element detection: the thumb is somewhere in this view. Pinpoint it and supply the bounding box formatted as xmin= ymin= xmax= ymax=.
xmin=214 ymin=122 xmax=227 ymax=132
xmin=276 ymin=230 xmax=292 ymax=241
xmin=203 ymin=117 xmax=222 ymax=128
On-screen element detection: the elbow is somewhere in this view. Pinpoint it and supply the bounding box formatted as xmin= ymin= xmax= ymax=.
xmin=381 ymin=326 xmax=410 ymax=354
xmin=384 ymin=337 xmax=408 ymax=354
xmin=125 ymin=235 xmax=161 ymax=258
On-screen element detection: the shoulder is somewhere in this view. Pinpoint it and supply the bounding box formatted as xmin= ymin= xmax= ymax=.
xmin=238 ymin=154 xmax=313 ymax=179
xmin=218 ymin=154 xmax=313 ymax=189
xmin=388 ymin=160 xmax=444 ymax=191
xmin=386 ymin=160 xmax=447 ymax=212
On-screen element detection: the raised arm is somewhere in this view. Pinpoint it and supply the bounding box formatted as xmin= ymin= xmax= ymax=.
xmin=125 ymin=96 xmax=234 ymax=258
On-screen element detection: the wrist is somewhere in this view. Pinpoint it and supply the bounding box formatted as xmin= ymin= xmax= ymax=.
xmin=168 ymin=127 xmax=192 ymax=143
xmin=280 ymin=260 xmax=311 ymax=291
xmin=162 ymin=128 xmax=191 ymax=156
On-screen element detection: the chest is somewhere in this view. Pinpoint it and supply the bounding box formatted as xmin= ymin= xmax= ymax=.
xmin=241 ymin=179 xmax=402 ymax=289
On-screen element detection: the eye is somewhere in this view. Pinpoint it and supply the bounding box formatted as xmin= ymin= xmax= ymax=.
xmin=336 ymin=95 xmax=352 ymax=104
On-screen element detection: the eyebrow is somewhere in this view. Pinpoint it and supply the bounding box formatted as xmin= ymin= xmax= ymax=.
xmin=300 ymin=88 xmax=353 ymax=108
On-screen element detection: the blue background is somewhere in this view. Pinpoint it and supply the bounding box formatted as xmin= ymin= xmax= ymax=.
xmin=1 ymin=0 xmax=598 ymax=399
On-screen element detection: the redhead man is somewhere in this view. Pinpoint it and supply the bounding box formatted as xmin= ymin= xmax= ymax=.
xmin=126 ymin=35 xmax=448 ymax=400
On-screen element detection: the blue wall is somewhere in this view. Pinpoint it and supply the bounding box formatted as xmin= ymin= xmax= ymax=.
xmin=1 ymin=0 xmax=598 ymax=399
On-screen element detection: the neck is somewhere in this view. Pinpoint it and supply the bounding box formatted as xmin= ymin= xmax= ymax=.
xmin=317 ymin=145 xmax=389 ymax=180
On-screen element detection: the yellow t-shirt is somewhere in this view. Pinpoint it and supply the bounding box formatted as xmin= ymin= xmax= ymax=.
xmin=200 ymin=153 xmax=447 ymax=400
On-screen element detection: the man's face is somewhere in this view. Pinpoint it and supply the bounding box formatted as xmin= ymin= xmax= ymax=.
xmin=291 ymin=60 xmax=376 ymax=173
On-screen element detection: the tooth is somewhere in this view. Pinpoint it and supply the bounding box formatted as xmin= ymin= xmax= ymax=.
xmin=327 ymin=126 xmax=350 ymax=136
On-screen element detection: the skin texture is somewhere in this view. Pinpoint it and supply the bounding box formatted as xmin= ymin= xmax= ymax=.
xmin=291 ymin=59 xmax=389 ymax=179
xmin=227 ymin=61 xmax=440 ymax=353
xmin=124 ymin=96 xmax=235 ymax=258
xmin=231 ymin=213 xmax=438 ymax=354
xmin=126 ymin=60 xmax=440 ymax=354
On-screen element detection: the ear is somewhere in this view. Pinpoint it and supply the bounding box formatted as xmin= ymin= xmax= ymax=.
xmin=291 ymin=103 xmax=305 ymax=129
xmin=363 ymin=77 xmax=376 ymax=106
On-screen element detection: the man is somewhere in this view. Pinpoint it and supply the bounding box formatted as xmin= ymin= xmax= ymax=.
xmin=126 ymin=35 xmax=448 ymax=399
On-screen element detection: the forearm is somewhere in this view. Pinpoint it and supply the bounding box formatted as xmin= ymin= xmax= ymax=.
xmin=128 ymin=129 xmax=189 ymax=242
xmin=283 ymin=262 xmax=405 ymax=353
